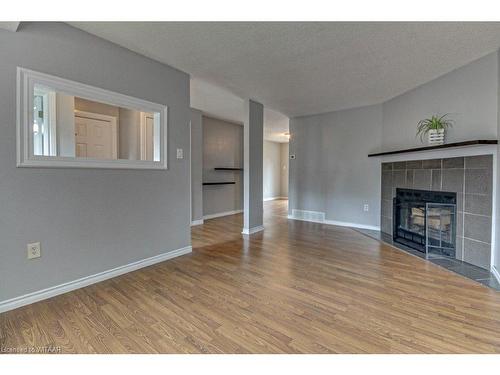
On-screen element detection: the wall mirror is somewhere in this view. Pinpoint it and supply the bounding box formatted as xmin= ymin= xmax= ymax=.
xmin=17 ymin=68 xmax=168 ymax=169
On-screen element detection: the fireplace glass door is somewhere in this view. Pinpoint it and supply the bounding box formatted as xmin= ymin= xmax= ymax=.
xmin=393 ymin=188 xmax=456 ymax=257
xmin=425 ymin=203 xmax=456 ymax=257
xmin=394 ymin=202 xmax=427 ymax=251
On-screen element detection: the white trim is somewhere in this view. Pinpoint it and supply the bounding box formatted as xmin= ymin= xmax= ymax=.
xmin=491 ymin=266 xmax=500 ymax=284
xmin=74 ymin=110 xmax=118 ymax=160
xmin=16 ymin=67 xmax=168 ymax=170
xmin=0 ymin=245 xmax=192 ymax=314
xmin=191 ymin=219 xmax=204 ymax=226
xmin=491 ymin=150 xmax=497 ymax=269
xmin=263 ymin=196 xmax=288 ymax=201
xmin=33 ymin=88 xmax=58 ymax=156
xmin=242 ymin=225 xmax=265 ymax=235
xmin=139 ymin=112 xmax=158 ymax=161
xmin=203 ymin=209 xmax=243 ymax=220
xmin=325 ymin=219 xmax=380 ymax=231
xmin=47 ymin=91 xmax=57 ymax=156
xmin=140 ymin=112 xmax=147 ymax=161
xmin=288 ymin=214 xmax=380 ymax=231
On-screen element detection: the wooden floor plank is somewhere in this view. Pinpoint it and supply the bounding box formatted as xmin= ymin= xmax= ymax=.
xmin=2 ymin=200 xmax=500 ymax=353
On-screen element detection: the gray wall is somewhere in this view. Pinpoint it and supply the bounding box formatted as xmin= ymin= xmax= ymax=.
xmin=243 ymin=100 xmax=264 ymax=230
xmin=202 ymin=116 xmax=243 ymax=216
xmin=382 ymin=52 xmax=498 ymax=150
xmin=263 ymin=141 xmax=282 ymax=199
xmin=290 ymin=51 xmax=499 ymax=233
xmin=263 ymin=140 xmax=289 ymax=199
xmin=289 ymin=104 xmax=383 ymax=227
xmin=190 ymin=109 xmax=203 ymax=222
xmin=0 ymin=23 xmax=190 ymax=302
xmin=118 ymin=108 xmax=141 ymax=160
xmin=280 ymin=143 xmax=289 ymax=197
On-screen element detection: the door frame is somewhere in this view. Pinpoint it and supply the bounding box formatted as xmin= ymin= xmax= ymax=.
xmin=139 ymin=112 xmax=155 ymax=161
xmin=74 ymin=110 xmax=118 ymax=159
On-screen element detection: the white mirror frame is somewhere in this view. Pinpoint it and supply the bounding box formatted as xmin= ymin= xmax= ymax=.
xmin=17 ymin=67 xmax=168 ymax=170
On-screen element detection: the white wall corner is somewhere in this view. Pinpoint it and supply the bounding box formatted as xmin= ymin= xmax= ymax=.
xmin=0 ymin=22 xmax=21 ymax=32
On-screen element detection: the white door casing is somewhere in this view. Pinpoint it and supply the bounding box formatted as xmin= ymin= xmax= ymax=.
xmin=140 ymin=112 xmax=155 ymax=161
xmin=74 ymin=110 xmax=117 ymax=160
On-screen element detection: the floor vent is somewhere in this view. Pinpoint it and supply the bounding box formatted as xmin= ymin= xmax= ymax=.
xmin=291 ymin=209 xmax=326 ymax=222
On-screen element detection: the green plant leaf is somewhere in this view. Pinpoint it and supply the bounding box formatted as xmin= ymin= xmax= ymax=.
xmin=415 ymin=113 xmax=453 ymax=142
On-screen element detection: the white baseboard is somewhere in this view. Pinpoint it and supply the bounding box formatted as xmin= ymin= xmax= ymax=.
xmin=324 ymin=219 xmax=380 ymax=231
xmin=0 ymin=245 xmax=192 ymax=314
xmin=287 ymin=214 xmax=380 ymax=231
xmin=492 ymin=266 xmax=500 ymax=284
xmin=203 ymin=209 xmax=243 ymax=220
xmin=263 ymin=196 xmax=287 ymax=202
xmin=191 ymin=219 xmax=204 ymax=226
xmin=242 ymin=225 xmax=265 ymax=235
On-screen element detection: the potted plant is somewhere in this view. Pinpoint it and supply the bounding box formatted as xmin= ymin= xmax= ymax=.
xmin=416 ymin=114 xmax=453 ymax=145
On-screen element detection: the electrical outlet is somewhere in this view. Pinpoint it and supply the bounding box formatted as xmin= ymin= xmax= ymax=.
xmin=363 ymin=204 xmax=369 ymax=212
xmin=27 ymin=242 xmax=41 ymax=259
xmin=176 ymin=148 xmax=183 ymax=159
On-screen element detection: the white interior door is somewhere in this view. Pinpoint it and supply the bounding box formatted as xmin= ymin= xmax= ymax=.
xmin=75 ymin=112 xmax=117 ymax=159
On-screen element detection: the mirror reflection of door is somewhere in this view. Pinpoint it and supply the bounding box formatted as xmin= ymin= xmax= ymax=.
xmin=74 ymin=111 xmax=118 ymax=160
xmin=140 ymin=112 xmax=155 ymax=161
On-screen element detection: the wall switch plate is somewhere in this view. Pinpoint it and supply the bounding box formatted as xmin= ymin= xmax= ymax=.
xmin=363 ymin=204 xmax=369 ymax=212
xmin=290 ymin=154 xmax=296 ymax=159
xmin=176 ymin=148 xmax=183 ymax=159
xmin=27 ymin=242 xmax=41 ymax=259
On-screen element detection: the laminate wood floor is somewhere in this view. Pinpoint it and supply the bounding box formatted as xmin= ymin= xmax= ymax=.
xmin=2 ymin=200 xmax=500 ymax=353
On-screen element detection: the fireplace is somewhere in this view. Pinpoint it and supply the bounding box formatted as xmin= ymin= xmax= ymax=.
xmin=393 ymin=188 xmax=457 ymax=257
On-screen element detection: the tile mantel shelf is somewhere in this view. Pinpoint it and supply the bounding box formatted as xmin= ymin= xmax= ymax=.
xmin=368 ymin=140 xmax=497 ymax=157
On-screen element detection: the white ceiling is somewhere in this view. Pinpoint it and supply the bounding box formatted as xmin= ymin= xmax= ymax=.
xmin=6 ymin=21 xmax=498 ymax=141
xmin=70 ymin=22 xmax=500 ymax=118
xmin=70 ymin=22 xmax=291 ymax=142
xmin=0 ymin=22 xmax=20 ymax=32
xmin=191 ymin=79 xmax=289 ymax=143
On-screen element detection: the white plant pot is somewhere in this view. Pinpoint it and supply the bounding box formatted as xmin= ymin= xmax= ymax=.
xmin=428 ymin=129 xmax=445 ymax=145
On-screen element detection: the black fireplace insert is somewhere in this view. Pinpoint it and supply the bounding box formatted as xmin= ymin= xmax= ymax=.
xmin=393 ymin=188 xmax=456 ymax=256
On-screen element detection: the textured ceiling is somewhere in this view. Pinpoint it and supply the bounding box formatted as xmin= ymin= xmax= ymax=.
xmin=70 ymin=22 xmax=500 ymax=117
xmin=191 ymin=78 xmax=289 ymax=143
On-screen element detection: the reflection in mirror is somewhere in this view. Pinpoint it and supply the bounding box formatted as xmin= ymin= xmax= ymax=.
xmin=32 ymin=84 xmax=161 ymax=162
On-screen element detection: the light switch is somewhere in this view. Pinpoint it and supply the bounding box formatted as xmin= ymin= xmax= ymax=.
xmin=176 ymin=148 xmax=183 ymax=159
